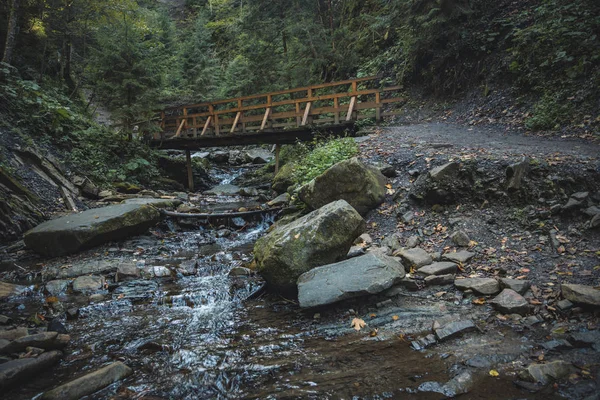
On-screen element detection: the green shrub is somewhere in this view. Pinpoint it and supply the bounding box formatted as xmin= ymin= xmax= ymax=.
xmin=525 ymin=94 xmax=574 ymax=131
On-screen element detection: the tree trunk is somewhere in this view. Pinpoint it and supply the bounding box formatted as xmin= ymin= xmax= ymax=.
xmin=2 ymin=0 xmax=20 ymax=65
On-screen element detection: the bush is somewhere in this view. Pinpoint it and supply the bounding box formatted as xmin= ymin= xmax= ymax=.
xmin=525 ymin=94 xmax=575 ymax=131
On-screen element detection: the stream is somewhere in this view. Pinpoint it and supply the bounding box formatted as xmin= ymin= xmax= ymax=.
xmin=2 ymin=166 xmax=564 ymax=400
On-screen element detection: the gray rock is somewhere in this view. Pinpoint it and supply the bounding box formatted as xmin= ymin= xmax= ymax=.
xmin=372 ymin=162 xmax=397 ymax=178
xmin=347 ymin=245 xmax=366 ymax=258
xmin=430 ymin=162 xmax=460 ymax=182
xmin=208 ymin=150 xmax=229 ymax=163
xmin=541 ymin=339 xmax=572 ymax=351
xmin=298 ymin=158 xmax=386 ymax=215
xmin=89 ymin=294 xmax=105 ymax=302
xmin=229 ymin=267 xmax=252 ymax=276
xmin=0 ymin=281 xmax=27 ymax=299
xmin=116 ymin=262 xmax=140 ymax=281
xmin=556 ymin=299 xmax=574 ymax=311
xmin=568 ymin=331 xmax=600 ymax=348
xmin=443 ymin=370 xmax=478 ymax=397
xmin=239 ymin=187 xmax=259 ymax=197
xmin=571 ymin=191 xmax=589 ymax=201
xmin=425 ymin=274 xmax=455 ymax=286
xmin=205 ymin=184 xmax=241 ymax=196
xmin=45 ymin=280 xmax=70 ymax=296
xmin=592 ymin=214 xmax=600 ymax=229
xmin=44 ymin=259 xmax=115 ymax=280
xmin=411 ymin=334 xmax=437 ymax=351
xmin=267 ymin=193 xmax=290 ymax=207
xmin=401 ymin=211 xmax=414 ymax=223
xmin=271 ymin=163 xmax=296 ymax=193
xmin=24 ymin=204 xmax=161 ymax=257
xmin=563 ymin=197 xmax=583 ymax=212
xmin=297 ymin=253 xmax=405 ymax=308
xmin=41 ymin=361 xmax=133 ymax=400
xmin=418 ymin=262 xmax=457 ymax=276
xmin=500 ymin=278 xmax=531 ymax=295
xmin=254 ymin=200 xmax=365 ymax=293
xmin=561 ymin=284 xmax=600 ymax=307
xmin=0 ymin=315 xmax=11 ymax=325
xmin=0 ymin=350 xmax=62 ymax=389
xmin=583 ymin=206 xmax=600 ymax=217
xmin=506 ymin=158 xmax=529 ymax=191
xmin=354 ymin=233 xmax=373 ymax=246
xmin=122 ymin=198 xmax=182 ymax=208
xmin=1 ymin=332 xmax=69 ymax=354
xmin=522 ymin=361 xmax=574 ymax=385
xmin=381 ymin=235 xmax=401 ymax=253
xmin=450 ymin=230 xmax=470 ymax=247
xmin=490 ymin=289 xmax=529 ymax=315
xmin=113 ymin=280 xmax=158 ymax=302
xmin=244 ymin=148 xmax=274 ymax=164
xmin=396 ymin=248 xmax=433 ymax=269
xmin=72 ymin=275 xmax=105 ymax=293
xmin=454 ymin=278 xmax=500 ymax=295
xmin=442 ymin=250 xmax=475 ymax=264
xmin=435 ymin=320 xmax=477 ymax=341
xmin=405 ymin=235 xmax=420 ymax=248
xmin=0 ymin=328 xmax=29 ymax=341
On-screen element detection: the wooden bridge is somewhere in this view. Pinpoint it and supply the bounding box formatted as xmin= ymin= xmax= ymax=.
xmin=150 ymin=76 xmax=404 ymax=190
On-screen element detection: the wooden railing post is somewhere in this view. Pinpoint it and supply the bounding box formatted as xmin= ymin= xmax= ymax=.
xmin=295 ymin=102 xmax=301 ymax=127
xmin=375 ymin=92 xmax=381 ymax=122
xmin=346 ymin=96 xmax=356 ymax=121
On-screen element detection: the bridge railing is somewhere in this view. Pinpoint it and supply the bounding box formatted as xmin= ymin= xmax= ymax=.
xmin=157 ymin=76 xmax=404 ymax=139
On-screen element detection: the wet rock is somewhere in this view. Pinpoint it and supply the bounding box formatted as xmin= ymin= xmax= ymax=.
xmin=401 ymin=211 xmax=414 ymax=223
xmin=568 ymin=331 xmax=600 ymax=348
xmin=122 ymin=197 xmax=182 ymax=208
xmin=41 ymin=361 xmax=133 ymax=400
xmin=142 ymin=266 xmax=171 ymax=278
xmin=425 ymin=274 xmax=455 ymax=286
xmin=113 ymin=280 xmax=159 ymax=302
xmin=396 ymin=248 xmax=432 ymax=269
xmin=443 ymin=370 xmax=478 ymax=397
xmin=442 ymin=250 xmax=475 ymax=264
xmin=45 ymin=259 xmax=115 ymax=279
xmin=450 ymin=230 xmax=470 ymax=247
xmin=0 ymin=315 xmax=11 ymax=325
xmin=48 ymin=319 xmax=68 ymax=334
xmin=298 ymin=158 xmax=386 ymax=215
xmin=209 ymin=150 xmax=229 ymax=163
xmin=1 ymin=332 xmax=69 ymax=354
xmin=244 ymin=148 xmax=273 ymax=164
xmin=24 ymin=204 xmax=161 ymax=257
xmin=45 ymin=280 xmax=70 ymax=296
xmin=72 ymin=275 xmax=105 ymax=293
xmin=411 ymin=334 xmax=437 ymax=351
xmin=229 ymin=267 xmax=252 ymax=276
xmin=347 ymin=245 xmax=366 ymax=258
xmin=0 ymin=350 xmax=62 ymax=389
xmin=591 ymin=214 xmax=600 ymax=229
xmin=239 ymin=187 xmax=259 ymax=197
xmin=267 ymin=193 xmax=290 ymax=207
xmin=297 ymin=253 xmax=405 ymax=308
xmin=561 ymin=284 xmax=600 ymax=307
xmin=116 ymin=262 xmax=140 ymax=281
xmin=254 ymin=200 xmax=365 ymax=293
xmin=435 ymin=320 xmax=477 ymax=341
xmin=418 ymin=262 xmax=457 ymax=276
xmin=354 ymin=233 xmax=373 ymax=246
xmin=506 ymin=158 xmax=529 ymax=191
xmin=381 ymin=235 xmax=401 ymax=253
xmin=556 ymin=299 xmax=574 ymax=311
xmin=89 ymin=294 xmax=105 ymax=302
xmin=521 ymin=360 xmax=574 ymax=385
xmin=405 ymin=235 xmax=420 ymax=248
xmin=272 ymin=163 xmax=296 ymax=193
xmin=490 ymin=289 xmax=529 ymax=315
xmin=454 ymin=278 xmax=500 ymax=295
xmin=205 ymin=184 xmax=241 ymax=196
xmin=500 ymin=278 xmax=531 ymax=295
xmin=177 ymin=260 xmax=197 ymax=276
xmin=0 ymin=281 xmax=26 ymax=299
xmin=216 ymin=228 xmax=232 ymax=238
xmin=541 ymin=339 xmax=572 ymax=351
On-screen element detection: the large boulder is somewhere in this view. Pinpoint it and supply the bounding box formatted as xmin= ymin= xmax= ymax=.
xmin=409 ymin=162 xmax=464 ymax=204
xmin=0 ymin=350 xmax=63 ymax=389
xmin=297 ymin=253 xmax=405 ymax=308
xmin=254 ymin=200 xmax=365 ymax=293
xmin=298 ymin=158 xmax=386 ymax=215
xmin=272 ymin=163 xmax=296 ymax=193
xmin=244 ymin=148 xmax=274 ymax=164
xmin=24 ymin=204 xmax=161 ymax=257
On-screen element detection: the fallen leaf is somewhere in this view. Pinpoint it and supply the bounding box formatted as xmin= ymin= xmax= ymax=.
xmin=385 ymin=184 xmax=392 ymax=189
xmin=472 ymin=298 xmax=486 ymax=305
xmin=489 ymin=370 xmax=499 ymax=377
xmin=392 ymin=315 xmax=399 ymax=321
xmin=369 ymin=313 xmax=377 ymax=318
xmin=46 ymin=296 xmax=58 ymax=304
xmin=351 ymin=318 xmax=366 ymax=331
xmin=294 ymin=233 xmax=300 ymax=239
xmin=369 ymin=328 xmax=378 ymax=337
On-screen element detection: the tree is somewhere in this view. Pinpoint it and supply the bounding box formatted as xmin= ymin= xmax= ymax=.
xmin=2 ymin=0 xmax=20 ymax=64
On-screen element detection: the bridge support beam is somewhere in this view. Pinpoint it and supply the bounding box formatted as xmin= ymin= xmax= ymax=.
xmin=186 ymin=149 xmax=194 ymax=192
xmin=274 ymin=144 xmax=281 ymax=175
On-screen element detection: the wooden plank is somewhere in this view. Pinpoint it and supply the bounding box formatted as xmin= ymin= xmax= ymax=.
xmin=375 ymin=92 xmax=381 ymax=121
xmin=174 ymin=119 xmax=186 ymax=137
xmin=231 ymin=111 xmax=241 ymax=133
xmin=346 ymin=96 xmax=356 ymax=121
xmin=260 ymin=107 xmax=271 ymax=131
xmin=201 ymin=116 xmax=212 ymax=136
xmin=295 ymin=102 xmax=301 ymax=126
xmin=185 ymin=150 xmax=194 ymax=191
xmin=275 ymin=144 xmax=281 ymax=175
xmin=301 ymin=102 xmax=312 ymax=125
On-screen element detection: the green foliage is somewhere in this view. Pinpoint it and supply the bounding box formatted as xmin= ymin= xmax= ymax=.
xmin=525 ymin=94 xmax=575 ymax=131
xmin=292 ymin=137 xmax=359 ymax=186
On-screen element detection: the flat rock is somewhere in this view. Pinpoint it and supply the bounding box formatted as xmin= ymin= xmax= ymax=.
xmin=418 ymin=262 xmax=457 ymax=276
xmin=490 ymin=289 xmax=529 ymax=315
xmin=205 ymin=184 xmax=241 ymax=196
xmin=568 ymin=331 xmax=600 ymax=348
xmin=396 ymin=248 xmax=432 ymax=269
xmin=561 ymin=284 xmax=600 ymax=307
xmin=45 ymin=280 xmax=70 ymax=296
xmin=122 ymin=198 xmax=182 ymax=208
xmin=24 ymin=204 xmax=161 ymax=257
xmin=254 ymin=200 xmax=365 ymax=293
xmin=500 ymin=278 xmax=530 ymax=295
xmin=1 ymin=332 xmax=69 ymax=354
xmin=116 ymin=262 xmax=140 ymax=281
xmin=522 ymin=361 xmax=574 ymax=385
xmin=442 ymin=250 xmax=475 ymax=264
xmin=297 ymin=253 xmax=405 ymax=308
xmin=430 ymin=162 xmax=459 ymax=182
xmin=44 ymin=259 xmax=115 ymax=280
xmin=0 ymin=281 xmax=27 ymax=299
xmin=435 ymin=320 xmax=477 ymax=341
xmin=267 ymin=193 xmax=290 ymax=207
xmin=0 ymin=350 xmax=63 ymax=389
xmin=72 ymin=275 xmax=105 ymax=293
xmin=454 ymin=278 xmax=500 ymax=295
xmin=41 ymin=361 xmax=133 ymax=400
xmin=411 ymin=334 xmax=437 ymax=351
xmin=113 ymin=280 xmax=158 ymax=302
xmin=0 ymin=328 xmax=29 ymax=341
xmin=450 ymin=230 xmax=470 ymax=247
xmin=425 ymin=274 xmax=455 ymax=286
